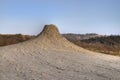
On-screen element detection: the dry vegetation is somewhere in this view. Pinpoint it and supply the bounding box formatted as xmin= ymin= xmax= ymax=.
xmin=0 ymin=34 xmax=34 ymax=46
xmin=65 ymin=35 xmax=120 ymax=56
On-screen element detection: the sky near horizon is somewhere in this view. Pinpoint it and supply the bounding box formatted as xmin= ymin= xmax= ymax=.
xmin=0 ymin=0 xmax=120 ymax=35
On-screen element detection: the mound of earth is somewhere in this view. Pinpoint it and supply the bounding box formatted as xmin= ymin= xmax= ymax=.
xmin=0 ymin=24 xmax=120 ymax=80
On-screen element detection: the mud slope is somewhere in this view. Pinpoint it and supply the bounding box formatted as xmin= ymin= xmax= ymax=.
xmin=0 ymin=24 xmax=120 ymax=80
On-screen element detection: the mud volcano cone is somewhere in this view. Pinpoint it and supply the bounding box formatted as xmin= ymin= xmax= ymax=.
xmin=33 ymin=24 xmax=84 ymax=51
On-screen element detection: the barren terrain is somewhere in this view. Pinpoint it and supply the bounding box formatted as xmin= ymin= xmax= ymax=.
xmin=0 ymin=24 xmax=120 ymax=80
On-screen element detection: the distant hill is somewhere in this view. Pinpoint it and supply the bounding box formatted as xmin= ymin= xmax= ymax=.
xmin=62 ymin=33 xmax=102 ymax=41
xmin=64 ymin=34 xmax=120 ymax=55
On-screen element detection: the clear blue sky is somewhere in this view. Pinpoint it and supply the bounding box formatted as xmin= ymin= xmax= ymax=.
xmin=0 ymin=0 xmax=120 ymax=35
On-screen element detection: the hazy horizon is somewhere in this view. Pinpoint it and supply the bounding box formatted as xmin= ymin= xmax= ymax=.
xmin=0 ymin=0 xmax=120 ymax=35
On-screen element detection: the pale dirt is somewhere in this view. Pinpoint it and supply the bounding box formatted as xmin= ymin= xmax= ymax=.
xmin=0 ymin=25 xmax=120 ymax=80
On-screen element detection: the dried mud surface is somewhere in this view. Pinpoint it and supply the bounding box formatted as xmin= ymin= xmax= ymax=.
xmin=0 ymin=25 xmax=120 ymax=80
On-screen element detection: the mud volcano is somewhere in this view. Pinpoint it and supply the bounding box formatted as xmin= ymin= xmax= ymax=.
xmin=0 ymin=24 xmax=120 ymax=80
